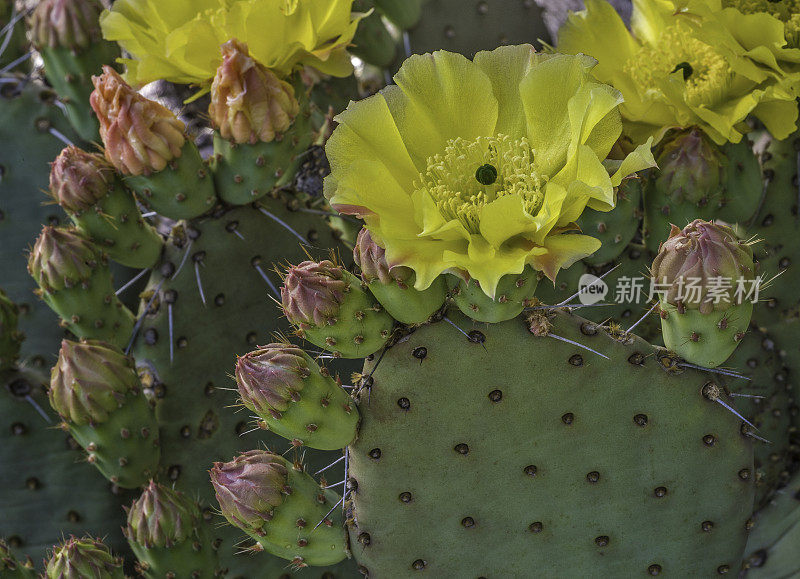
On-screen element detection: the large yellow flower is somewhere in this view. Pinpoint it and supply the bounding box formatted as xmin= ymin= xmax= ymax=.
xmin=558 ymin=0 xmax=800 ymax=145
xmin=324 ymin=46 xmax=655 ymax=297
xmin=100 ymin=0 xmax=362 ymax=87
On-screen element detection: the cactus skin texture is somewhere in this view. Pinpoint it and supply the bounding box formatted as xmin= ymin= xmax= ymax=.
xmin=210 ymin=450 xmax=346 ymax=568
xmin=0 ymin=288 xmax=22 ymax=372
xmin=578 ymin=177 xmax=643 ymax=267
xmin=28 ymin=226 xmax=135 ymax=349
xmin=44 ymin=536 xmax=125 ymax=579
xmin=49 ymin=339 xmax=160 ymax=488
xmin=741 ymin=470 xmax=800 ymax=577
xmin=29 ymin=0 xmax=120 ymax=141
xmin=448 ymin=266 xmax=539 ymax=323
xmin=651 ymin=220 xmax=755 ymax=368
xmin=125 ymin=481 xmax=220 ymax=578
xmin=128 ymin=199 xmax=360 ymax=577
xmin=236 ymin=343 xmax=359 ymax=450
xmin=345 ymin=309 xmax=753 ymax=577
xmin=282 ymin=260 xmax=394 ymax=358
xmin=49 ymin=146 xmax=163 ymax=269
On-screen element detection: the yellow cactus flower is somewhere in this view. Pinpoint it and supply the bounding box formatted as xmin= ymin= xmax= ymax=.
xmin=99 ymin=0 xmax=362 ymax=87
xmin=558 ymin=0 xmax=800 ymax=145
xmin=324 ymin=46 xmax=655 ymax=297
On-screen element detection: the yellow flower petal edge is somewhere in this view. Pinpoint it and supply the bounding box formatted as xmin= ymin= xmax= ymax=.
xmin=558 ymin=0 xmax=800 ymax=145
xmin=324 ymin=46 xmax=656 ymax=298
xmin=100 ymin=0 xmax=364 ymax=87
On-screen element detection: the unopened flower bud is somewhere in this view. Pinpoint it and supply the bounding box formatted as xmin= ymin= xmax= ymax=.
xmin=90 ymin=66 xmax=186 ymax=176
xmin=210 ymin=450 xmax=289 ymax=533
xmin=651 ymin=219 xmax=754 ymax=314
xmin=209 ymin=39 xmax=299 ymax=144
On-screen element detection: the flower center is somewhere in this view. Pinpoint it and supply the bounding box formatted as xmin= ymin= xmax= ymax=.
xmin=723 ymin=0 xmax=800 ymax=47
xmin=624 ymin=22 xmax=732 ymax=108
xmin=417 ymin=134 xmax=545 ymax=234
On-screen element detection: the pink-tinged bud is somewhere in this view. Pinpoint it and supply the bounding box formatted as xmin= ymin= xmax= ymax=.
xmin=49 ymin=146 xmax=113 ymax=213
xmin=209 ymin=39 xmax=300 ymax=145
xmin=30 ymin=0 xmax=103 ymax=51
xmin=236 ymin=344 xmax=310 ymax=414
xmin=210 ymin=450 xmax=289 ymax=533
xmin=650 ymin=219 xmax=754 ymax=314
xmin=28 ymin=226 xmax=102 ymax=293
xmin=654 ymin=128 xmax=724 ymax=204
xmin=90 ymin=66 xmax=186 ymax=176
xmin=49 ymin=339 xmax=139 ymax=425
xmin=353 ymin=228 xmax=413 ymax=285
xmin=125 ymin=481 xmax=198 ymax=549
xmin=281 ymin=260 xmax=349 ymax=328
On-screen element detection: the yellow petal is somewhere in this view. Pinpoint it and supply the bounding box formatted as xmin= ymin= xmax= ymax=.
xmin=326 ymin=93 xmax=419 ymax=192
xmin=527 ymin=234 xmax=601 ymax=282
xmin=384 ymin=51 xmax=499 ymax=170
xmin=473 ymin=44 xmax=538 ymax=137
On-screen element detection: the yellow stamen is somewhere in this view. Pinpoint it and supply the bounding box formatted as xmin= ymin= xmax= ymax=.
xmin=624 ymin=21 xmax=732 ymax=108
xmin=417 ymin=134 xmax=546 ymax=234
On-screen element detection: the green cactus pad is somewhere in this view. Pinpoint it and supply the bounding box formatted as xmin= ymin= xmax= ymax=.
xmin=405 ymin=0 xmax=549 ymax=59
xmin=237 ymin=346 xmax=360 ymax=450
xmin=579 ymin=177 xmax=643 ymax=267
xmin=0 ymin=538 xmax=35 ymax=578
xmin=212 ymin=111 xmax=313 ymax=205
xmin=643 ymin=138 xmax=762 ymax=253
xmin=125 ymin=482 xmax=220 ymax=578
xmin=64 ymin=176 xmax=163 ymax=270
xmin=449 ymin=266 xmax=539 ymax=323
xmin=741 ymin=470 xmax=800 ymax=577
xmin=350 ymin=0 xmax=398 ymax=68
xmin=38 ymin=43 xmax=119 ymax=142
xmin=659 ymin=301 xmax=752 ymax=369
xmin=294 ymin=270 xmax=395 ymax=359
xmin=67 ymin=390 xmax=159 ymax=489
xmin=130 ymin=198 xmax=359 ymax=577
xmin=723 ymin=328 xmax=795 ymax=506
xmin=366 ymin=274 xmax=447 ymax=326
xmin=37 ymin=268 xmax=135 ymax=350
xmin=0 ymin=288 xmax=22 ymax=372
xmin=348 ymin=309 xmax=753 ymax=576
xmin=0 ymin=368 xmax=132 ymax=572
xmin=124 ymin=142 xmax=216 ymax=221
xmin=0 ymin=79 xmax=83 ymax=360
xmin=373 ymin=0 xmax=424 ymax=29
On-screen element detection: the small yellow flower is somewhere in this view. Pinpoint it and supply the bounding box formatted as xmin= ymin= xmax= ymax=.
xmin=324 ymin=46 xmax=655 ymax=297
xmin=558 ymin=0 xmax=800 ymax=145
xmin=100 ymin=0 xmax=363 ymax=87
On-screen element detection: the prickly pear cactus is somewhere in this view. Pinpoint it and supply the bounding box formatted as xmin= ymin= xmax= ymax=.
xmin=8 ymin=0 xmax=800 ymax=577
xmin=129 ymin=199 xmax=360 ymax=576
xmin=347 ymin=310 xmax=753 ymax=576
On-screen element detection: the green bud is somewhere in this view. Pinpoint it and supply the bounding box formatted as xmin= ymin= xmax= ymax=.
xmin=44 ymin=536 xmax=124 ymax=579
xmin=49 ymin=339 xmax=139 ymax=425
xmin=125 ymin=481 xmax=199 ymax=549
xmin=28 ymin=226 xmax=103 ymax=293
